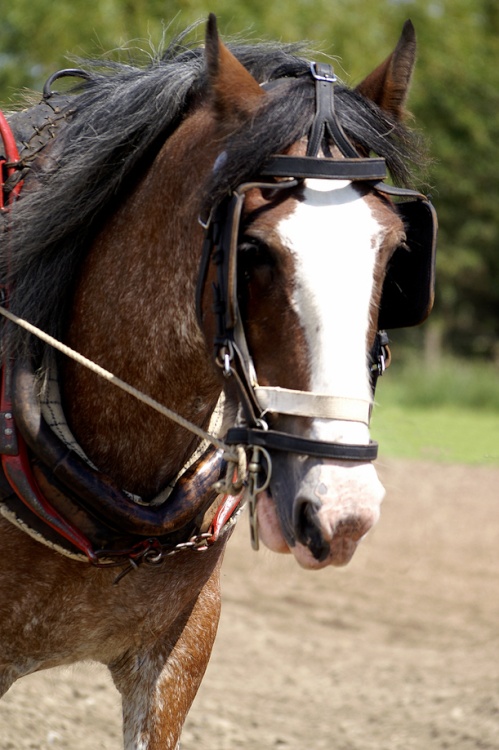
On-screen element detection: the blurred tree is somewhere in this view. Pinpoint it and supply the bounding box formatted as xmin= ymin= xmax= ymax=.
xmin=407 ymin=0 xmax=499 ymax=359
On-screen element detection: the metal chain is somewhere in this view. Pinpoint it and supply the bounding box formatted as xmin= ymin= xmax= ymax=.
xmin=112 ymin=510 xmax=245 ymax=584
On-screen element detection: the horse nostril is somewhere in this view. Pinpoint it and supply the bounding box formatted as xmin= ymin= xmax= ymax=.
xmin=293 ymin=498 xmax=330 ymax=562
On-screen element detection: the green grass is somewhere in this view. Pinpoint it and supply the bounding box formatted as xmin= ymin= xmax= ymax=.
xmin=371 ymin=357 xmax=499 ymax=465
xmin=371 ymin=402 xmax=499 ymax=465
xmin=383 ymin=358 xmax=499 ymax=412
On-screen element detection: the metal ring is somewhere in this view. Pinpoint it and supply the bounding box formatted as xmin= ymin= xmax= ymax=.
xmin=250 ymin=445 xmax=272 ymax=494
xmin=143 ymin=549 xmax=164 ymax=565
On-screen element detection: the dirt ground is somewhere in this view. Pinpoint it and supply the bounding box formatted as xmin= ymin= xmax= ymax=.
xmin=0 ymin=457 xmax=498 ymax=750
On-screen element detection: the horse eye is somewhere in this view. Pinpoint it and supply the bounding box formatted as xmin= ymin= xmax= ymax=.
xmin=238 ymin=238 xmax=275 ymax=290
xmin=238 ymin=238 xmax=274 ymax=269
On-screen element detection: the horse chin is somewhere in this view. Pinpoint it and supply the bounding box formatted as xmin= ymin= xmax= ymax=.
xmin=257 ymin=491 xmax=360 ymax=568
xmin=293 ymin=538 xmax=361 ymax=569
xmin=256 ymin=467 xmax=384 ymax=570
xmin=256 ymin=490 xmax=292 ymax=555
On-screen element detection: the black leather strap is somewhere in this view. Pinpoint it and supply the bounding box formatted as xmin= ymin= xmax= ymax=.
xmin=308 ymin=63 xmax=359 ymax=159
xmin=261 ymin=155 xmax=387 ymax=181
xmin=226 ymin=427 xmax=378 ymax=461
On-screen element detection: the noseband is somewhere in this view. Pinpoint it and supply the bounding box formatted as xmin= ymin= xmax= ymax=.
xmin=197 ymin=63 xmax=435 ymax=464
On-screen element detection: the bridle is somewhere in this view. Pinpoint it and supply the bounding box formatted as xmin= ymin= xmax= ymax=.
xmin=197 ymin=62 xmax=436 ymax=464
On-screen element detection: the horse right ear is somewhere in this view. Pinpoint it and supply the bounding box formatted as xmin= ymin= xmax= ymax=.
xmin=355 ymin=20 xmax=417 ymax=120
xmin=205 ymin=13 xmax=265 ymax=121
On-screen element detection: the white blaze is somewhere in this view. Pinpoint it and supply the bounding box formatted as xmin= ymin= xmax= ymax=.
xmin=277 ymin=179 xmax=381 ymax=445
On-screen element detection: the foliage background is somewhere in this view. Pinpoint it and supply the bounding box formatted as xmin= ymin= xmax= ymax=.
xmin=1 ymin=0 xmax=498 ymax=424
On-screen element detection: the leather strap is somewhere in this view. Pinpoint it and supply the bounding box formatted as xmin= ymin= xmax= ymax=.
xmin=254 ymin=387 xmax=371 ymax=424
xmin=307 ymin=62 xmax=359 ymax=158
xmin=226 ymin=427 xmax=378 ymax=461
xmin=261 ymin=155 xmax=387 ymax=181
xmin=372 ymin=180 xmax=428 ymax=201
xmin=0 ymin=111 xmax=24 ymax=206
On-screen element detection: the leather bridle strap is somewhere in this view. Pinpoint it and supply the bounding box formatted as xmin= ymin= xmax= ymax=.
xmin=197 ymin=61 xmax=395 ymax=464
xmin=226 ymin=427 xmax=378 ymax=461
xmin=254 ymin=387 xmax=371 ymax=424
xmin=199 ymin=179 xmax=381 ymax=462
xmin=307 ymin=62 xmax=359 ymax=158
xmin=260 ymin=155 xmax=387 ymax=181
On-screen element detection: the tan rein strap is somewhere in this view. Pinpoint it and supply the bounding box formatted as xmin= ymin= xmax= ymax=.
xmin=0 ymin=305 xmax=232 ymax=456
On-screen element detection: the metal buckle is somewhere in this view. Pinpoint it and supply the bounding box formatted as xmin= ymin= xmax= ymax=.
xmin=310 ymin=62 xmax=337 ymax=83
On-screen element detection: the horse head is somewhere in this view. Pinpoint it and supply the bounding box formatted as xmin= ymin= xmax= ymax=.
xmin=197 ymin=16 xmax=431 ymax=569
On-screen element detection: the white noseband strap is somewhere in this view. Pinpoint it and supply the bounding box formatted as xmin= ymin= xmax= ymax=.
xmin=254 ymin=386 xmax=371 ymax=425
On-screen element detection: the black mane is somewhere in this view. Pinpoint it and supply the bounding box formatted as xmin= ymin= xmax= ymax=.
xmin=1 ymin=27 xmax=426 ymax=354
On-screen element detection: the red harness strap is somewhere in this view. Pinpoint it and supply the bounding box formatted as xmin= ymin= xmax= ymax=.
xmin=0 ymin=110 xmax=98 ymax=562
xmin=0 ymin=111 xmax=23 ymax=207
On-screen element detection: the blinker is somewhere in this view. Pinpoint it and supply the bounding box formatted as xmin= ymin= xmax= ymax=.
xmin=377 ymin=196 xmax=437 ymax=329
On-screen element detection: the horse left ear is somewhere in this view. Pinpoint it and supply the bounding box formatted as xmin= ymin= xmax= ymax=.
xmin=205 ymin=13 xmax=265 ymax=120
xmin=355 ymin=20 xmax=416 ymax=120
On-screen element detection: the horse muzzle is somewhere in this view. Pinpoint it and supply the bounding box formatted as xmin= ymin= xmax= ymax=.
xmin=256 ymin=456 xmax=385 ymax=569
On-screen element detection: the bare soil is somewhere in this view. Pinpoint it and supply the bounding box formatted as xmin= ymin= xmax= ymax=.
xmin=1 ymin=458 xmax=498 ymax=749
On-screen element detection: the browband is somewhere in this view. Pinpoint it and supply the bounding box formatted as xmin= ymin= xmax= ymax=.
xmin=260 ymin=155 xmax=388 ymax=181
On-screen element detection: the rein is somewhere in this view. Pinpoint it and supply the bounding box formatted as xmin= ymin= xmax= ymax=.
xmin=0 ymin=305 xmax=233 ymax=457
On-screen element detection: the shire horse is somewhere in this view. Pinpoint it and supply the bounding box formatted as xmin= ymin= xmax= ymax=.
xmin=0 ymin=15 xmax=436 ymax=749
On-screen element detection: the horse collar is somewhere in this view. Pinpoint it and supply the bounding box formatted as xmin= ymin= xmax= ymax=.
xmin=0 ymin=356 xmax=241 ymax=568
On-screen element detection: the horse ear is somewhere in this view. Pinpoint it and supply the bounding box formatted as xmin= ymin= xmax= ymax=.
xmin=205 ymin=13 xmax=265 ymax=119
xmin=355 ymin=20 xmax=416 ymax=120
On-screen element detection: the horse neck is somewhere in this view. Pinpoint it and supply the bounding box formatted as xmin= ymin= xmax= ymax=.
xmin=61 ymin=110 xmax=222 ymax=497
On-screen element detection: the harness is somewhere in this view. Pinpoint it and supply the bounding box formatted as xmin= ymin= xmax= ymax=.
xmin=0 ymin=87 xmax=241 ymax=570
xmin=0 ymin=63 xmax=437 ymax=570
